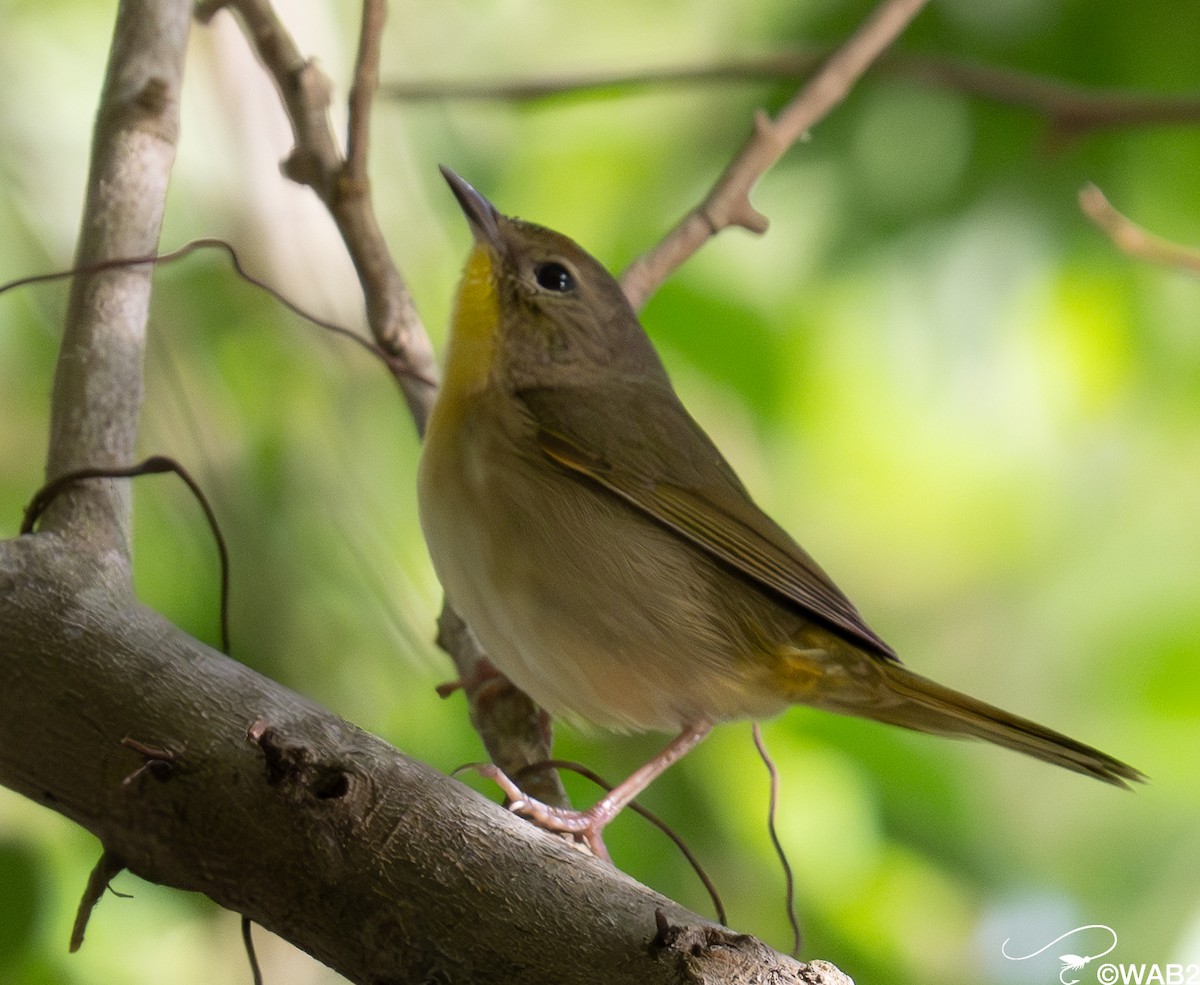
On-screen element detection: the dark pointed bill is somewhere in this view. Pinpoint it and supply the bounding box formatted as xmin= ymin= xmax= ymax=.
xmin=439 ymin=165 xmax=504 ymax=253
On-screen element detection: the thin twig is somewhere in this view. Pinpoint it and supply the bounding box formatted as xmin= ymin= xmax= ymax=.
xmin=0 ymin=240 xmax=430 ymax=385
xmin=752 ymin=723 xmax=801 ymax=958
xmin=1080 ymin=182 xmax=1200 ymax=276
xmin=120 ymin=736 xmax=180 ymax=785
xmin=893 ymin=57 xmax=1200 ymax=141
xmin=385 ymin=50 xmax=1200 ymax=141
xmin=70 ymin=851 xmax=126 ymax=952
xmin=22 ymin=455 xmax=234 ymax=655
xmin=619 ymin=0 xmax=931 ymax=310
xmin=242 ymin=916 xmax=264 ymax=985
xmin=346 ymin=0 xmax=386 ymax=181
xmin=201 ymin=0 xmax=438 ymax=429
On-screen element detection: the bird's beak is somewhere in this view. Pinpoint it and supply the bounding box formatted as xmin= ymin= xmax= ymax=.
xmin=439 ymin=165 xmax=505 ymax=254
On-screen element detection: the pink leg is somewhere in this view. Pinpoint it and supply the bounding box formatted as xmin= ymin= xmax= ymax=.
xmin=478 ymin=721 xmax=713 ymax=861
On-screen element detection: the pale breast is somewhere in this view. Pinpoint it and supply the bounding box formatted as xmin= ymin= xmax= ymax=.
xmin=418 ymin=391 xmax=791 ymax=732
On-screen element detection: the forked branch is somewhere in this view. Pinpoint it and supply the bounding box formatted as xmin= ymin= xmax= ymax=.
xmin=619 ymin=0 xmax=931 ymax=309
xmin=197 ymin=0 xmax=437 ymax=428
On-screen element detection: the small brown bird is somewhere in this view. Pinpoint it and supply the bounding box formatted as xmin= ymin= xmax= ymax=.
xmin=418 ymin=167 xmax=1143 ymax=856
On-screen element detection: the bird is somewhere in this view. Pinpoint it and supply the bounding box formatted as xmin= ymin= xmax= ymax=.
xmin=417 ymin=166 xmax=1143 ymax=858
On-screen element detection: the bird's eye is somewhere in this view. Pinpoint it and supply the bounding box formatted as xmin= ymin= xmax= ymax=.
xmin=534 ymin=261 xmax=575 ymax=293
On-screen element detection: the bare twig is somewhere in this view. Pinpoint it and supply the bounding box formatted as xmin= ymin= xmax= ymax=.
xmin=0 ymin=238 xmax=431 ymax=383
xmin=752 ymin=723 xmax=801 ymax=957
xmin=22 ymin=455 xmax=233 ymax=655
xmin=1080 ymin=182 xmax=1200 ymax=276
xmin=346 ymin=0 xmax=386 ymax=181
xmin=198 ymin=0 xmax=438 ymax=430
xmin=241 ymin=916 xmax=264 ymax=985
xmin=619 ymin=0 xmax=931 ymax=309
xmin=70 ymin=851 xmax=126 ymax=952
xmin=891 ymin=57 xmax=1200 ymax=141
xmin=384 ymin=57 xmax=811 ymax=102
xmin=120 ymin=735 xmax=180 ymax=785
xmin=386 ymin=50 xmax=1200 ymax=142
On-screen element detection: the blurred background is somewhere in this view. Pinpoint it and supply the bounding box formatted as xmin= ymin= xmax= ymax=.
xmin=2 ymin=0 xmax=1198 ymax=982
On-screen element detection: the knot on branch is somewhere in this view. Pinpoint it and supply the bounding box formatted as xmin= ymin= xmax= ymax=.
xmin=281 ymin=147 xmax=333 ymax=196
xmin=652 ymin=911 xmax=853 ymax=984
xmin=96 ymin=74 xmax=180 ymax=144
xmin=134 ymin=77 xmax=172 ymax=116
xmin=120 ymin=736 xmax=179 ymax=786
xmin=246 ymin=718 xmax=354 ymax=804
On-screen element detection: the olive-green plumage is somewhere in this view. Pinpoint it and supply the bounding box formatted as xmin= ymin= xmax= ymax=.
xmin=419 ymin=167 xmax=1143 ymax=797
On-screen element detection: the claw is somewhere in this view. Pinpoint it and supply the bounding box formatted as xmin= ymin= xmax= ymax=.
xmin=472 ymin=762 xmax=613 ymax=860
xmin=460 ymin=722 xmax=714 ymax=864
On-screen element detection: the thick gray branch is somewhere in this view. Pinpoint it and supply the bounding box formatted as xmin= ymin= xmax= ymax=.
xmin=0 ymin=536 xmax=848 ymax=984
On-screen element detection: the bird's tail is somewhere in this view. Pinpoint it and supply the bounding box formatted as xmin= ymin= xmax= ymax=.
xmin=856 ymin=661 xmax=1144 ymax=788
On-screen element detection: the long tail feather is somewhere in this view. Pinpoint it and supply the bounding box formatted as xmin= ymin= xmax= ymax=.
xmin=866 ymin=662 xmax=1145 ymax=788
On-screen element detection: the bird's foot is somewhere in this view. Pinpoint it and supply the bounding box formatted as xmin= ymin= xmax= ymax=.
xmin=457 ymin=722 xmax=714 ymax=865
xmin=468 ymin=762 xmax=616 ymax=861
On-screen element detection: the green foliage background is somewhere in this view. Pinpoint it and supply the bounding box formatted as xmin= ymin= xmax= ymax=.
xmin=2 ymin=1 xmax=1198 ymax=983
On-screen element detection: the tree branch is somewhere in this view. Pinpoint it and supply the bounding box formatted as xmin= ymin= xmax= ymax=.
xmin=1080 ymin=182 xmax=1200 ymax=275
xmin=619 ymin=0 xmax=931 ymax=310
xmin=40 ymin=0 xmax=190 ymax=557
xmin=1 ymin=538 xmax=854 ymax=984
xmin=196 ymin=0 xmax=438 ymax=430
xmin=70 ymin=850 xmax=127 ymax=952
xmin=345 ymin=0 xmax=386 ymax=181
xmin=385 ymin=51 xmax=1200 ymax=142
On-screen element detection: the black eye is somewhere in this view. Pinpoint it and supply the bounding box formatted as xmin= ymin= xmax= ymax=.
xmin=534 ymin=261 xmax=575 ymax=293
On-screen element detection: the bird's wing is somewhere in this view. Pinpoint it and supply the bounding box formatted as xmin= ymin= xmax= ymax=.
xmin=519 ymin=384 xmax=898 ymax=661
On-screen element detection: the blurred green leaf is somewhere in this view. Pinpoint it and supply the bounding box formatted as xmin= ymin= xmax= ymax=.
xmin=0 ymin=841 xmax=41 ymax=968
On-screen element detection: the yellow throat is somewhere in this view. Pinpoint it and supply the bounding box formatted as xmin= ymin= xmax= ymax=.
xmin=438 ymin=244 xmax=500 ymax=418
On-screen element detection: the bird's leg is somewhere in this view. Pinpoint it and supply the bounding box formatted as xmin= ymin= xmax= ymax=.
xmin=475 ymin=720 xmax=713 ymax=861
